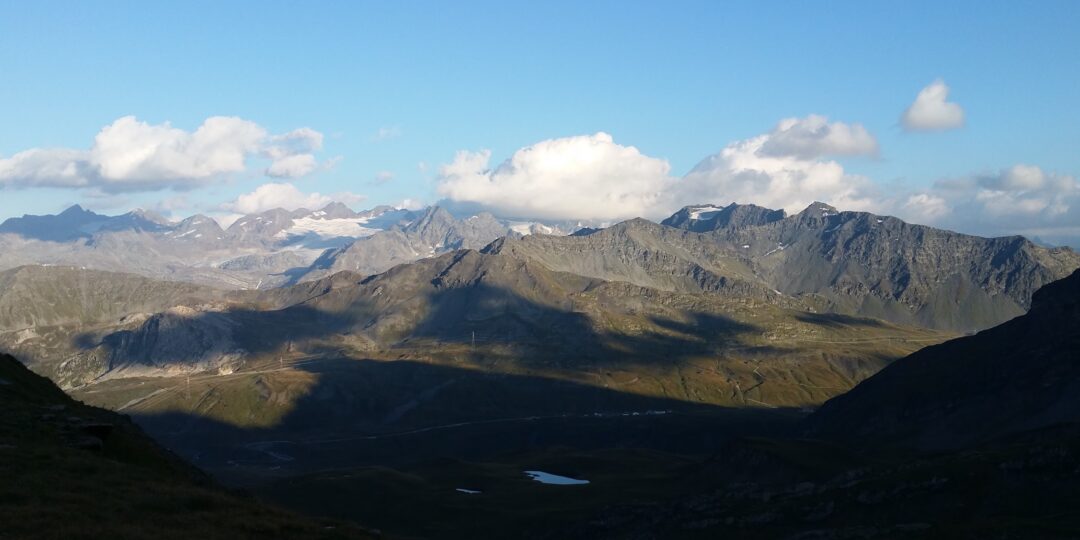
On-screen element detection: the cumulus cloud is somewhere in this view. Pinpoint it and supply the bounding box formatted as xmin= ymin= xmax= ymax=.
xmin=264 ymin=127 xmax=323 ymax=178
xmin=901 ymin=80 xmax=965 ymax=131
xmin=0 ymin=116 xmax=328 ymax=192
xmin=896 ymin=165 xmax=1079 ymax=244
xmin=437 ymin=132 xmax=676 ymax=221
xmin=436 ymin=118 xmax=885 ymax=222
xmin=679 ymin=116 xmax=884 ymax=215
xmin=758 ymin=115 xmax=878 ymax=159
xmin=222 ymin=182 xmax=366 ymax=214
xmin=902 ymin=193 xmax=951 ymax=222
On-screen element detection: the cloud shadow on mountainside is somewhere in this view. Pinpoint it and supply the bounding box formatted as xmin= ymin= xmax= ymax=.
xmin=402 ymin=282 xmax=769 ymax=369
xmin=71 ymin=276 xmax=775 ymax=371
xmin=122 ymin=357 xmax=801 ymax=475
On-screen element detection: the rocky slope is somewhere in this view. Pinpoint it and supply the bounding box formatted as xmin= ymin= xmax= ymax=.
xmin=500 ymin=202 xmax=1080 ymax=332
xmin=0 ymin=265 xmax=222 ymax=332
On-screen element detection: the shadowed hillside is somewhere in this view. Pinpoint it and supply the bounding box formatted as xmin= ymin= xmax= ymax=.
xmin=805 ymin=268 xmax=1080 ymax=449
xmin=559 ymin=270 xmax=1080 ymax=539
xmin=0 ymin=353 xmax=377 ymax=540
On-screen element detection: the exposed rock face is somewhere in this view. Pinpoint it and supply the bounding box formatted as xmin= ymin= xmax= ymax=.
xmin=804 ymin=268 xmax=1080 ymax=449
xmin=725 ymin=203 xmax=1080 ymax=330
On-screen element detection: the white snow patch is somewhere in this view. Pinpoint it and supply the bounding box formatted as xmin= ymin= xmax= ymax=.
xmin=456 ymin=488 xmax=482 ymax=495
xmin=507 ymin=221 xmax=562 ymax=236
xmin=524 ymin=471 xmax=590 ymax=485
xmin=689 ymin=206 xmax=724 ymax=220
xmin=763 ymin=243 xmax=787 ymax=256
xmin=276 ymin=217 xmax=381 ymax=239
xmin=509 ymin=222 xmax=534 ymax=235
xmin=742 ymin=244 xmax=750 ymax=249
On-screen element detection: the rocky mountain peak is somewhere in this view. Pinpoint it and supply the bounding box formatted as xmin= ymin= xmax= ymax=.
xmin=799 ymin=201 xmax=840 ymax=217
xmin=59 ymin=204 xmax=91 ymax=216
xmin=661 ymin=203 xmax=785 ymax=232
xmin=317 ymin=201 xmax=359 ymax=219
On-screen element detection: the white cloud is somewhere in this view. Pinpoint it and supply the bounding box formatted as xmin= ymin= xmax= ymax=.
xmin=680 ymin=116 xmax=884 ymax=215
xmin=897 ymin=165 xmax=1079 ymax=244
xmin=437 ymin=132 xmax=676 ymax=221
xmin=433 ymin=120 xmax=1078 ymax=245
xmin=222 ymin=182 xmax=366 ymax=214
xmin=901 ymin=80 xmax=965 ymax=131
xmin=396 ymin=198 xmax=425 ymax=211
xmin=264 ymin=127 xmax=323 ymax=178
xmin=373 ymin=170 xmax=395 ymax=185
xmin=902 ymin=193 xmax=951 ymax=222
xmin=0 ymin=116 xmax=328 ymax=191
xmin=371 ymin=126 xmax=402 ymax=142
xmin=758 ymin=115 xmax=878 ymax=159
xmin=437 ymin=118 xmax=883 ymax=222
xmin=266 ymin=154 xmax=318 ymax=178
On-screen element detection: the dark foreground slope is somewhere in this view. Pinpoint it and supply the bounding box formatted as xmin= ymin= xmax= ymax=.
xmin=565 ymin=270 xmax=1080 ymax=539
xmin=0 ymin=353 xmax=376 ymax=540
xmin=804 ymin=268 xmax=1080 ymax=449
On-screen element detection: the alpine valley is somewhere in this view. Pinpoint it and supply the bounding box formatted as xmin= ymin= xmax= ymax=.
xmin=2 ymin=199 xmax=1079 ymax=538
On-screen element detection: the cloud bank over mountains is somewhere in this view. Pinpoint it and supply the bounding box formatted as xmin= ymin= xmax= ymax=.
xmin=222 ymin=182 xmax=366 ymax=215
xmin=435 ymin=111 xmax=1077 ymax=245
xmin=0 ymin=116 xmax=329 ymax=192
xmin=1 ymin=84 xmax=1078 ymax=245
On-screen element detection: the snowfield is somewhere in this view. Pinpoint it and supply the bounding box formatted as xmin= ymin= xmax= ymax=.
xmin=276 ymin=217 xmax=383 ymax=239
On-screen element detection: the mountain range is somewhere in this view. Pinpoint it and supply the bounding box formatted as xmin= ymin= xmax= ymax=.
xmin=2 ymin=200 xmax=1080 ymax=538
xmin=0 ymin=202 xmax=568 ymax=289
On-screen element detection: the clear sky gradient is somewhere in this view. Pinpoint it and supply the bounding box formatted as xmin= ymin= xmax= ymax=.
xmin=1 ymin=1 xmax=1078 ymax=243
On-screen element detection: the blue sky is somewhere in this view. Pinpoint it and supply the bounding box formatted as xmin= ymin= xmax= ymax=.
xmin=1 ymin=1 xmax=1079 ymax=243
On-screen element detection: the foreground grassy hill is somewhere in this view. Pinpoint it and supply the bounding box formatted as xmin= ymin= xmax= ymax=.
xmin=0 ymin=353 xmax=377 ymax=540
